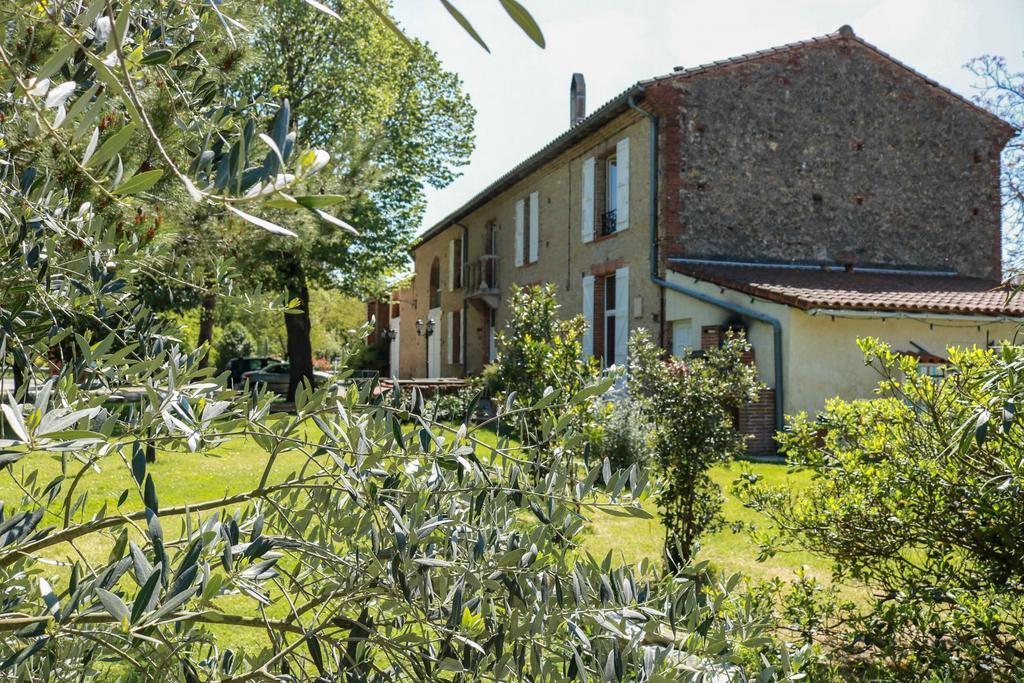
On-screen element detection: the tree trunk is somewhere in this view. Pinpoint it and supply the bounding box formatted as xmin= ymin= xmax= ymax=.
xmin=197 ymin=290 xmax=217 ymax=369
xmin=282 ymin=253 xmax=314 ymax=402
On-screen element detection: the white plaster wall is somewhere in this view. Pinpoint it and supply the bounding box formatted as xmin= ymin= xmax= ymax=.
xmin=664 ymin=271 xmax=1023 ymax=417
xmin=785 ymin=310 xmax=1020 ymax=416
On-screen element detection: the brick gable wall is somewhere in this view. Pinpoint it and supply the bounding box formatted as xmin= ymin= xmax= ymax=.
xmin=646 ymin=37 xmax=1008 ymax=281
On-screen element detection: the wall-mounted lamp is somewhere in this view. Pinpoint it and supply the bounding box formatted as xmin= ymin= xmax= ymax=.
xmin=415 ymin=318 xmax=435 ymax=337
xmin=381 ymin=328 xmax=397 ymax=342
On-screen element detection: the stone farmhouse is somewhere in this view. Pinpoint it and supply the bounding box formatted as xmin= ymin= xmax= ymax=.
xmin=368 ymin=26 xmax=1022 ymax=454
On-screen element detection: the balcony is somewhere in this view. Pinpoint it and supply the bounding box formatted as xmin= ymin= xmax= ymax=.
xmin=600 ymin=209 xmax=617 ymax=236
xmin=464 ymin=254 xmax=500 ymax=309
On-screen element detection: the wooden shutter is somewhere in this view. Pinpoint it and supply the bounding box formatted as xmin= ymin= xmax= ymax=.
xmin=581 ymin=157 xmax=595 ymax=243
xmin=616 ymin=137 xmax=630 ymax=232
xmin=528 ymin=191 xmax=539 ymax=263
xmin=582 ymin=275 xmax=595 ymax=358
xmin=446 ymin=311 xmax=453 ymax=364
xmin=447 ymin=239 xmax=455 ymax=291
xmin=614 ymin=266 xmax=629 ymax=366
xmin=514 ymin=199 xmax=524 ymax=267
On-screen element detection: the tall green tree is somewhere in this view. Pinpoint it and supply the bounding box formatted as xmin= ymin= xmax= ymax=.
xmin=238 ymin=0 xmax=475 ymax=399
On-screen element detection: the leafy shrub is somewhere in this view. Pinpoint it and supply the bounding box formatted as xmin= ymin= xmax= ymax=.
xmin=490 ymin=284 xmax=604 ymax=447
xmin=591 ymin=396 xmax=651 ymax=471
xmin=424 ymin=386 xmax=481 ymax=422
xmin=629 ymin=329 xmax=761 ymax=572
xmin=737 ymin=338 xmax=1024 ymax=678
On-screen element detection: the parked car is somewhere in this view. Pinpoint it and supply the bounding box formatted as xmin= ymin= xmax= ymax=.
xmin=225 ymin=356 xmax=277 ymax=388
xmin=241 ymin=362 xmax=331 ymax=395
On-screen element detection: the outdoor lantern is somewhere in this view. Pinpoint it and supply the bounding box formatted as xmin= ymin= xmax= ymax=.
xmin=415 ymin=318 xmax=435 ymax=337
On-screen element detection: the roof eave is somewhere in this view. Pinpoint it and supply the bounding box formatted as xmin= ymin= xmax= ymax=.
xmin=412 ymin=83 xmax=648 ymax=250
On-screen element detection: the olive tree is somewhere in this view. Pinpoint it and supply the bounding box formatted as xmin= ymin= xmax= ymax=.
xmin=0 ymin=1 xmax=806 ymax=680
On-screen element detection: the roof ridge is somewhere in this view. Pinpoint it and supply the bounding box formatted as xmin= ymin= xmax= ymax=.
xmin=414 ymin=26 xmax=1014 ymax=247
xmin=660 ymin=27 xmax=1013 ymax=133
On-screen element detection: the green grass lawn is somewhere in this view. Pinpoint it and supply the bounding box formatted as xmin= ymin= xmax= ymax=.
xmin=581 ymin=462 xmax=828 ymax=584
xmin=0 ymin=426 xmax=829 ymax=655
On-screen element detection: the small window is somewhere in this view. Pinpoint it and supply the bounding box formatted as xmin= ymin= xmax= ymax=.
xmin=604 ymin=274 xmax=617 ymax=363
xmin=918 ymin=363 xmax=948 ymax=380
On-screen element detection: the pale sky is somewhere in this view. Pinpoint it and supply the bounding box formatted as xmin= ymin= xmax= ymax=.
xmin=391 ymin=0 xmax=1024 ymax=233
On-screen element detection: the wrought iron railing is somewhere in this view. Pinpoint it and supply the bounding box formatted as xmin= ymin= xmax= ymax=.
xmin=600 ymin=209 xmax=617 ymax=236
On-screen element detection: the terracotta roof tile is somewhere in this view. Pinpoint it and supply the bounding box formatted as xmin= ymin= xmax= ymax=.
xmin=669 ymin=261 xmax=1024 ymax=316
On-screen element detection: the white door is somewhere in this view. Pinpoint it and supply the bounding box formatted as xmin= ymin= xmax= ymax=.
xmin=427 ymin=307 xmax=441 ymax=378
xmin=388 ymin=316 xmax=400 ymax=378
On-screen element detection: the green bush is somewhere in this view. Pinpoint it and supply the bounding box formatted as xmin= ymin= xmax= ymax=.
xmin=629 ymin=328 xmax=761 ymax=572
xmin=424 ymin=386 xmax=481 ymax=422
xmin=490 ymin=284 xmax=603 ymax=447
xmin=737 ymin=338 xmax=1024 ymax=678
xmin=591 ymin=396 xmax=651 ymax=472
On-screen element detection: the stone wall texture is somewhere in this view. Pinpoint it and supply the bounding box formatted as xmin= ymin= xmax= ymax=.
xmin=646 ymin=36 xmax=1013 ymax=280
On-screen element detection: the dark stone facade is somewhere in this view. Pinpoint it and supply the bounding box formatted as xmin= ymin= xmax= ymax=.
xmin=647 ymin=35 xmax=1014 ymax=280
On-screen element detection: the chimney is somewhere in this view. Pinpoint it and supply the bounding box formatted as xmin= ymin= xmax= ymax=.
xmin=570 ymin=73 xmax=586 ymax=127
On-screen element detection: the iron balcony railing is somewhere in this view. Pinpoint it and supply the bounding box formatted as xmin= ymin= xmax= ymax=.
xmin=600 ymin=208 xmax=617 ymax=236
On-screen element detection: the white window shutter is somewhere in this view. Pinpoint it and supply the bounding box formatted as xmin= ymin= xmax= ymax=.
xmin=582 ymin=275 xmax=595 ymax=358
xmin=581 ymin=157 xmax=595 ymax=243
xmin=514 ymin=199 xmax=524 ymax=267
xmin=528 ymin=191 xmax=539 ymax=263
xmin=616 ymin=137 xmax=630 ymax=232
xmin=446 ymin=311 xmax=453 ymax=364
xmin=614 ymin=266 xmax=629 ymax=366
xmin=448 ymin=239 xmax=455 ymax=291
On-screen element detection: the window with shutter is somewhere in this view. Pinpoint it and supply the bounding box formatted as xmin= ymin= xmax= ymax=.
xmin=603 ymin=274 xmax=616 ymax=364
xmin=581 ymin=275 xmax=595 ymax=358
xmin=581 ymin=158 xmax=595 ymax=243
xmin=453 ymin=237 xmax=462 ymax=289
xmin=452 ymin=310 xmax=462 ymax=364
xmin=613 ymin=266 xmax=629 ymax=366
xmin=514 ymin=199 xmax=524 ymax=267
xmin=447 ymin=239 xmax=455 ymax=292
xmin=615 ymin=137 xmax=630 ymax=232
xmin=528 ymin=191 xmax=539 ymax=263
xmin=446 ymin=312 xmax=453 ymax=365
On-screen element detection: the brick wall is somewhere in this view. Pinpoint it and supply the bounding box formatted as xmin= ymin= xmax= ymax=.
xmin=645 ymin=34 xmax=1012 ymax=280
xmin=738 ymin=388 xmax=777 ymax=457
xmin=702 ymin=324 xmax=776 ymax=455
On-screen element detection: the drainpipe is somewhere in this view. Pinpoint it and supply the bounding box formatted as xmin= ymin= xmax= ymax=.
xmin=627 ymin=95 xmax=784 ymax=433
